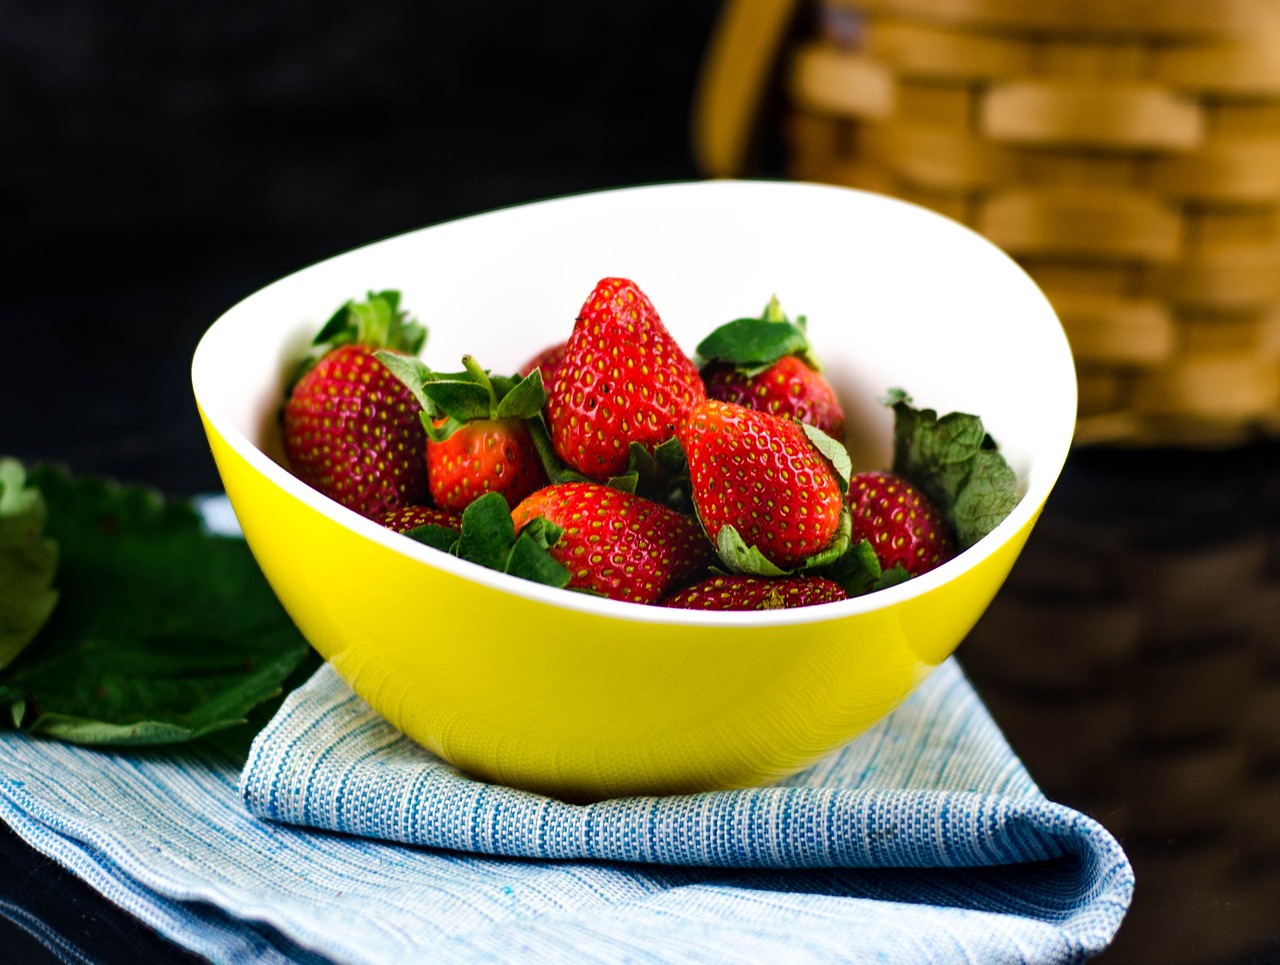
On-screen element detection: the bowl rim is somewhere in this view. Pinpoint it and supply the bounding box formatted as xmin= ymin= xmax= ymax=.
xmin=192 ymin=178 xmax=1076 ymax=629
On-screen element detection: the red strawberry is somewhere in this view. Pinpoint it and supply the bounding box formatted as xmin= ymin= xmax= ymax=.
xmin=381 ymin=504 xmax=460 ymax=534
xmin=846 ymin=471 xmax=956 ymax=577
xmin=662 ymin=575 xmax=847 ymax=610
xmin=518 ymin=340 xmax=567 ymax=382
xmin=702 ymin=355 xmax=845 ymax=439
xmin=677 ymin=399 xmax=846 ymax=571
xmin=378 ymin=354 xmax=550 ymax=514
xmin=282 ymin=291 xmax=429 ymax=519
xmin=511 ymin=482 xmax=714 ymax=604
xmin=547 ymin=278 xmax=705 ymax=480
xmin=428 ymin=416 xmax=546 ymax=513
xmin=696 ymin=296 xmax=845 ymax=438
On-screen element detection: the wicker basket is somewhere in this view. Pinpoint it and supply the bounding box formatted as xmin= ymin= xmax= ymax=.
xmin=956 ymin=443 xmax=1280 ymax=963
xmin=693 ymin=0 xmax=1280 ymax=447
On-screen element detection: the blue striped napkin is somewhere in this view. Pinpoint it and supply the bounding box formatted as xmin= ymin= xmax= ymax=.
xmin=0 ymin=497 xmax=1133 ymax=963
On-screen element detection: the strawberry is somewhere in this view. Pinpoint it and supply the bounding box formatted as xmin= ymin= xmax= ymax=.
xmin=662 ymin=575 xmax=847 ymax=611
xmin=381 ymin=504 xmax=460 ymax=534
xmin=428 ymin=416 xmax=547 ymax=513
xmin=547 ymin=277 xmax=705 ymax=480
xmin=677 ymin=399 xmax=848 ymax=572
xmin=510 ymin=482 xmax=714 ymax=604
xmin=697 ymin=296 xmax=845 ymax=438
xmin=846 ymin=470 xmax=956 ymax=577
xmin=377 ymin=354 xmax=549 ymax=513
xmin=282 ymin=290 xmax=429 ymax=519
xmin=518 ymin=340 xmax=567 ymax=382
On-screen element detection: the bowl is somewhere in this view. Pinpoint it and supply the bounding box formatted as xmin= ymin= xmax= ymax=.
xmin=191 ymin=180 xmax=1076 ymax=801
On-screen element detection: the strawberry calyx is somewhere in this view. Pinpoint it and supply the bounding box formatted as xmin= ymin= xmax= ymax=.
xmin=377 ymin=353 xmax=548 ymax=444
xmin=528 ymin=423 xmax=691 ymax=509
xmin=405 ymin=490 xmax=570 ymax=588
xmin=602 ymin=438 xmax=690 ymax=506
xmin=820 ymin=538 xmax=913 ymax=597
xmin=290 ymin=290 xmax=426 ymax=391
xmin=798 ymin=422 xmax=851 ymax=494
xmin=713 ymin=509 xmax=852 ymax=578
xmin=694 ymin=295 xmax=819 ymax=376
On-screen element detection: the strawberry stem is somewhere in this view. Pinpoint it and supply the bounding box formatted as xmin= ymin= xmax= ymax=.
xmin=462 ymin=355 xmax=498 ymax=410
xmin=527 ymin=417 xmax=590 ymax=485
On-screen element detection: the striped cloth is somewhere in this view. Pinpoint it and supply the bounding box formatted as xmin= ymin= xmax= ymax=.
xmin=0 ymin=497 xmax=1133 ymax=963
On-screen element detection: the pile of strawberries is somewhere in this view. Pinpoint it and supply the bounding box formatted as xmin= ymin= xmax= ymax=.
xmin=281 ymin=278 xmax=1015 ymax=611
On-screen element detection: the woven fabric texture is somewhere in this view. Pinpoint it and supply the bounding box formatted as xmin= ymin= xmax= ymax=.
xmin=0 ymin=497 xmax=1133 ymax=963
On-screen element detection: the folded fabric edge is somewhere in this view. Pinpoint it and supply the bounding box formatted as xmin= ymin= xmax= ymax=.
xmin=0 ymin=782 xmax=319 ymax=965
xmin=241 ymin=726 xmax=1134 ymax=955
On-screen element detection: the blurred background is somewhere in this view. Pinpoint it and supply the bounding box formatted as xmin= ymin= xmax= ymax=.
xmin=3 ymin=0 xmax=1279 ymax=962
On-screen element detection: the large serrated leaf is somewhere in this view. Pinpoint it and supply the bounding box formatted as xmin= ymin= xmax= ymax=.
xmin=0 ymin=466 xmax=316 ymax=746
xmin=0 ymin=459 xmax=59 ymax=670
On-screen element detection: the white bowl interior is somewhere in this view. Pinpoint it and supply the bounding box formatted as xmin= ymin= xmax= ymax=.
xmin=193 ymin=180 xmax=1076 ymax=621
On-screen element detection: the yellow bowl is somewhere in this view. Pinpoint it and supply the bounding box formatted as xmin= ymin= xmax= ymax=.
xmin=191 ymin=180 xmax=1075 ymax=801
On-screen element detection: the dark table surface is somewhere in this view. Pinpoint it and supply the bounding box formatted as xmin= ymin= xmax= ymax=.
xmin=4 ymin=3 xmax=1279 ymax=962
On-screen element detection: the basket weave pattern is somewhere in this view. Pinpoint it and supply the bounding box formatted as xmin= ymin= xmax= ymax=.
xmin=959 ymin=447 xmax=1280 ymax=962
xmin=784 ymin=0 xmax=1280 ymax=446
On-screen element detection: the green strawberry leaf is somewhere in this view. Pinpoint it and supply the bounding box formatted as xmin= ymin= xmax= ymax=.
xmin=452 ymin=491 xmax=518 ymax=570
xmin=313 ymin=289 xmax=424 ymax=353
xmin=380 ymin=353 xmax=549 ymax=445
xmin=375 ymin=351 xmax=436 ymax=412
xmin=710 ymin=493 xmax=851 ymax=579
xmin=694 ymin=296 xmax=817 ymax=372
xmin=403 ymin=524 xmax=461 ymax=553
xmin=817 ymin=537 xmax=911 ymax=597
xmin=796 ymin=509 xmax=852 ymax=572
xmin=450 ymin=492 xmax=570 ymax=588
xmin=799 ymin=422 xmax=852 ymax=493
xmin=886 ymin=390 xmax=1019 ymax=550
xmin=505 ymin=518 xmax=571 ymax=589
xmin=527 ymin=416 xmax=591 ymax=485
xmin=494 ymin=369 xmax=548 ymax=422
xmin=0 ymin=465 xmax=315 ymax=746
xmin=714 ymin=525 xmax=789 ymax=578
xmin=420 ymin=380 xmax=494 ymax=427
xmin=0 ymin=459 xmax=60 ymax=670
xmin=292 ymin=290 xmax=426 ymax=391
xmin=604 ymin=472 xmax=640 ymax=494
xmin=652 ymin=436 xmax=690 ymax=479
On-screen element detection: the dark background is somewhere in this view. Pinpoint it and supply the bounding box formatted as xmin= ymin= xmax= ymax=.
xmin=3 ymin=2 xmax=1279 ymax=963
xmin=2 ymin=0 xmax=726 ymax=497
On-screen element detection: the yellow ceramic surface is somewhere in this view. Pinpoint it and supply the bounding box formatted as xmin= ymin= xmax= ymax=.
xmin=192 ymin=180 xmax=1075 ymax=801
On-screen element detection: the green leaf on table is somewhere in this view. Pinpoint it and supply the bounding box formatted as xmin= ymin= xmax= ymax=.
xmin=0 ymin=459 xmax=60 ymax=670
xmin=0 ymin=465 xmax=314 ymax=746
xmin=886 ymin=390 xmax=1019 ymax=549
